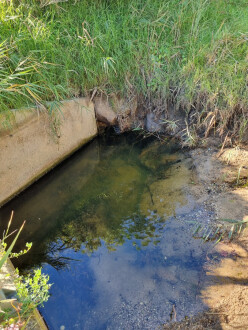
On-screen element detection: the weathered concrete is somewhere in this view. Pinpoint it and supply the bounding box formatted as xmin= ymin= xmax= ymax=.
xmin=0 ymin=98 xmax=97 ymax=207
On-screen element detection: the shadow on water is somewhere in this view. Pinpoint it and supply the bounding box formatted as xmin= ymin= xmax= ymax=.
xmin=0 ymin=131 xmax=215 ymax=329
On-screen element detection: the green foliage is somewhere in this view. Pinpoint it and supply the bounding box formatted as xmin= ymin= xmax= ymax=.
xmin=8 ymin=242 xmax=33 ymax=259
xmin=1 ymin=268 xmax=51 ymax=328
xmin=0 ymin=39 xmax=65 ymax=125
xmin=15 ymin=268 xmax=52 ymax=314
xmin=0 ymin=0 xmax=247 ymax=128
xmin=0 ymin=214 xmax=50 ymax=328
xmin=0 ymin=0 xmax=248 ymax=94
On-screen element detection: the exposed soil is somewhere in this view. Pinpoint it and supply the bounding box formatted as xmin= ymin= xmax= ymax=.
xmin=166 ymin=139 xmax=248 ymax=329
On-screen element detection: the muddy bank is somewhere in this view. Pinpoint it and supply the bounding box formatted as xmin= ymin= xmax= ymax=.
xmin=166 ymin=143 xmax=248 ymax=329
xmin=94 ymin=94 xmax=248 ymax=148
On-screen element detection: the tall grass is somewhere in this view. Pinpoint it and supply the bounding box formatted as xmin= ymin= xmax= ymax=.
xmin=0 ymin=39 xmax=65 ymax=125
xmin=0 ymin=0 xmax=247 ymax=135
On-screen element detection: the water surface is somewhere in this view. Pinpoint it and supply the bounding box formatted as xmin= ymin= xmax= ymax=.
xmin=0 ymin=132 xmax=213 ymax=329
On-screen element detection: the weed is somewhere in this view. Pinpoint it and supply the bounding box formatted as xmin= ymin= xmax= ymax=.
xmin=191 ymin=218 xmax=248 ymax=243
xmin=15 ymin=268 xmax=52 ymax=316
xmin=0 ymin=213 xmax=50 ymax=328
xmin=1 ymin=268 xmax=51 ymax=328
xmin=0 ymin=212 xmax=31 ymax=271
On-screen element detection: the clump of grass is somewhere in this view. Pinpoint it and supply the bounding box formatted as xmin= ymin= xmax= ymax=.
xmin=0 ymin=0 xmax=247 ymax=137
xmin=0 ymin=38 xmax=65 ymax=127
xmin=192 ymin=218 xmax=248 ymax=243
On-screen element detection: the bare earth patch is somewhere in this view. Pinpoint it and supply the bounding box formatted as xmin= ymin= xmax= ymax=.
xmin=189 ymin=144 xmax=248 ymax=329
xmin=165 ymin=144 xmax=248 ymax=329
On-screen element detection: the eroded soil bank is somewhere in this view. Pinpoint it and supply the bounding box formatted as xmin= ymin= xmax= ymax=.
xmin=166 ymin=140 xmax=248 ymax=329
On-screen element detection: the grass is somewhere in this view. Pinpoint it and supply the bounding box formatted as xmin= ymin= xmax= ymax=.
xmin=0 ymin=0 xmax=247 ymax=137
xmin=191 ymin=218 xmax=248 ymax=243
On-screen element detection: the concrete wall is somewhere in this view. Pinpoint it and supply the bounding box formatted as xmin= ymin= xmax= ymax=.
xmin=0 ymin=98 xmax=97 ymax=207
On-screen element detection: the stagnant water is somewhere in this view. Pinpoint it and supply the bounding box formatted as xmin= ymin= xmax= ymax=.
xmin=0 ymin=132 xmax=214 ymax=329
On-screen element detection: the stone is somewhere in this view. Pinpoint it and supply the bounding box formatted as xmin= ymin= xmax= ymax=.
xmin=94 ymin=96 xmax=117 ymax=126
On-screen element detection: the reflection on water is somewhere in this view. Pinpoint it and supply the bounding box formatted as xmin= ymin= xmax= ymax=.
xmin=0 ymin=132 xmax=213 ymax=329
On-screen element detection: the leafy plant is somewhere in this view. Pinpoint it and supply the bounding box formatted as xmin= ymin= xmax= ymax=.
xmin=0 ymin=213 xmax=51 ymax=328
xmin=1 ymin=269 xmax=51 ymax=328
xmin=15 ymin=268 xmax=52 ymax=316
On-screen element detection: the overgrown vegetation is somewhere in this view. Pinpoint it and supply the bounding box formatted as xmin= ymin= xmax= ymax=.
xmin=0 ymin=0 xmax=247 ymax=138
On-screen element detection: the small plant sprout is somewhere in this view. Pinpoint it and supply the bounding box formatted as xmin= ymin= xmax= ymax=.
xmin=0 ymin=212 xmax=32 ymax=271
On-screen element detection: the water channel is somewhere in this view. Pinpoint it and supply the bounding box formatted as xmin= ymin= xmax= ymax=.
xmin=0 ymin=132 xmax=214 ymax=329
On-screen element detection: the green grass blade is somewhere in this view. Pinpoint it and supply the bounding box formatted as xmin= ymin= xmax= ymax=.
xmin=0 ymin=221 xmax=25 ymax=270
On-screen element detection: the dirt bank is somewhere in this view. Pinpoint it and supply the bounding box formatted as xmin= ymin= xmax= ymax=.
xmin=166 ymin=141 xmax=248 ymax=329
